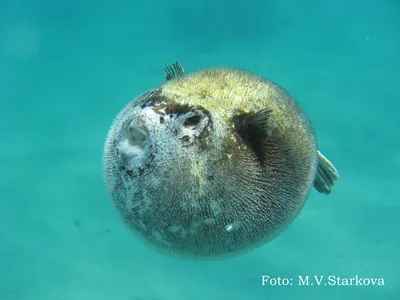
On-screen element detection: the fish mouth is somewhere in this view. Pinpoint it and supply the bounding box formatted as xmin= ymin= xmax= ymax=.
xmin=127 ymin=120 xmax=148 ymax=149
xmin=114 ymin=115 xmax=153 ymax=173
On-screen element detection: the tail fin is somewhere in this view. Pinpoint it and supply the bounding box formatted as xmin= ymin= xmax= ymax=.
xmin=313 ymin=151 xmax=339 ymax=195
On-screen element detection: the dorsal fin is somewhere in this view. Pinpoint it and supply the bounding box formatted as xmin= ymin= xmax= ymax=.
xmin=164 ymin=61 xmax=185 ymax=81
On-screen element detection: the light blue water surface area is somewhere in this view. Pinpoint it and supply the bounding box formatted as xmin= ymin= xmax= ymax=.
xmin=1 ymin=0 xmax=399 ymax=299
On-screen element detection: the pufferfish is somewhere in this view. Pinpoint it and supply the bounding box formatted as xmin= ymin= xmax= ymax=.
xmin=103 ymin=62 xmax=339 ymax=259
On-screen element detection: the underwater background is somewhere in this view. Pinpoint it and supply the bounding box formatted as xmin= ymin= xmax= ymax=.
xmin=1 ymin=0 xmax=399 ymax=299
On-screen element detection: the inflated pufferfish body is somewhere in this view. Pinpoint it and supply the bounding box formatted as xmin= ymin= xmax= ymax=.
xmin=103 ymin=62 xmax=339 ymax=259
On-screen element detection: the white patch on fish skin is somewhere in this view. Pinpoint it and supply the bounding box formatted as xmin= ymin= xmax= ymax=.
xmin=225 ymin=224 xmax=234 ymax=232
xmin=168 ymin=226 xmax=188 ymax=238
xmin=225 ymin=221 xmax=241 ymax=233
xmin=137 ymin=196 xmax=152 ymax=216
xmin=151 ymin=231 xmax=171 ymax=246
xmin=188 ymin=221 xmax=202 ymax=235
xmin=168 ymin=225 xmax=182 ymax=233
xmin=138 ymin=220 xmax=147 ymax=230
xmin=210 ymin=201 xmax=222 ymax=216
xmin=203 ymin=218 xmax=215 ymax=225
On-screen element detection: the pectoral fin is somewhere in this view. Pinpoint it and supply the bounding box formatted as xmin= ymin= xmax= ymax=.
xmin=240 ymin=109 xmax=273 ymax=138
xmin=234 ymin=108 xmax=339 ymax=196
xmin=233 ymin=108 xmax=274 ymax=165
xmin=313 ymin=151 xmax=339 ymax=195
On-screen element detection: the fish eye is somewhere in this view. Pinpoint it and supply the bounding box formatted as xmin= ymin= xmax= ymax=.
xmin=182 ymin=135 xmax=191 ymax=142
xmin=183 ymin=114 xmax=202 ymax=127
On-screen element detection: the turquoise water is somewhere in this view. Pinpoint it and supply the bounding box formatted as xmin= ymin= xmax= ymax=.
xmin=1 ymin=0 xmax=399 ymax=299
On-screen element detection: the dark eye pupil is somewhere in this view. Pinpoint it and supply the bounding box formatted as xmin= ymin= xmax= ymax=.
xmin=184 ymin=114 xmax=201 ymax=126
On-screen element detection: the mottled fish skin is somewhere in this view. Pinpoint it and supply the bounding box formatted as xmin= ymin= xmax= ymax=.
xmin=102 ymin=63 xmax=338 ymax=259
